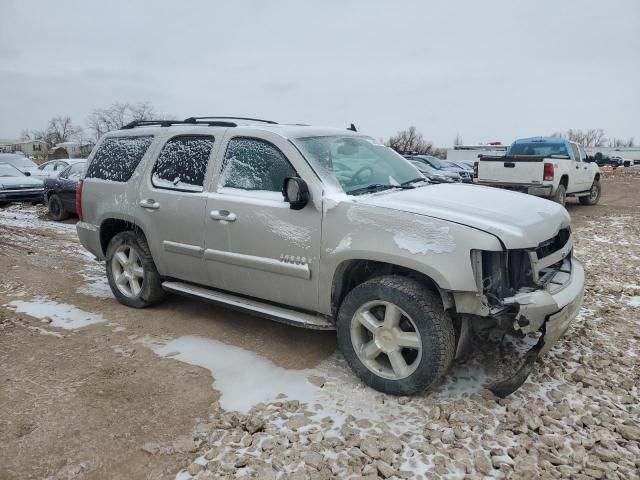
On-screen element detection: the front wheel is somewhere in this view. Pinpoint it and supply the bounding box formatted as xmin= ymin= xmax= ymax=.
xmin=105 ymin=231 xmax=165 ymax=308
xmin=579 ymin=180 xmax=601 ymax=205
xmin=336 ymin=275 xmax=455 ymax=395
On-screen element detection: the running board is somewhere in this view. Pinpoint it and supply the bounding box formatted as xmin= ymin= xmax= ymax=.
xmin=162 ymin=281 xmax=335 ymax=331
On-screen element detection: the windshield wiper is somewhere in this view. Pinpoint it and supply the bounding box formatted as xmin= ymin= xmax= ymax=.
xmin=348 ymin=183 xmax=415 ymax=195
xmin=401 ymin=177 xmax=429 ymax=186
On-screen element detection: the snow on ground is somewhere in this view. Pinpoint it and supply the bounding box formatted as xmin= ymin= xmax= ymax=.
xmin=0 ymin=203 xmax=76 ymax=235
xmin=144 ymin=335 xmax=319 ymax=412
xmin=6 ymin=296 xmax=105 ymax=330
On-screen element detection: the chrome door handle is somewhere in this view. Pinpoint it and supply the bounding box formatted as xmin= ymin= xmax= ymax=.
xmin=210 ymin=210 xmax=237 ymax=222
xmin=139 ymin=199 xmax=160 ymax=210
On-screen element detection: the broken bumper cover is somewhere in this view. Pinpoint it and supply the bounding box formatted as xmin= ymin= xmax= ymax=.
xmin=489 ymin=258 xmax=585 ymax=397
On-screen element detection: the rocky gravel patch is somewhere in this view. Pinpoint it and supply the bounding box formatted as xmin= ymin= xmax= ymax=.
xmin=151 ymin=212 xmax=640 ymax=480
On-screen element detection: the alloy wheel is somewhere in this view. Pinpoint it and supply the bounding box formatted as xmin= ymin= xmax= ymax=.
xmin=350 ymin=300 xmax=422 ymax=380
xmin=111 ymin=245 xmax=144 ymax=298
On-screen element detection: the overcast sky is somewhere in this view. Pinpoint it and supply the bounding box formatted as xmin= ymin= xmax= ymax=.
xmin=1 ymin=0 xmax=638 ymax=145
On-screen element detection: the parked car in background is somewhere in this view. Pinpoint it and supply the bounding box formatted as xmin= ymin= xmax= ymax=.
xmin=44 ymin=161 xmax=86 ymax=220
xmin=409 ymin=160 xmax=462 ymax=183
xmin=405 ymin=155 xmax=471 ymax=182
xmin=0 ymin=153 xmax=39 ymax=175
xmin=449 ymin=160 xmax=474 ymax=172
xmin=32 ymin=158 xmax=86 ymax=181
xmin=0 ymin=163 xmax=44 ymax=205
xmin=475 ymin=137 xmax=601 ymax=206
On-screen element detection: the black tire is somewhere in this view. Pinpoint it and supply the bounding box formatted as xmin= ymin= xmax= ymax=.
xmin=552 ymin=184 xmax=566 ymax=206
xmin=47 ymin=194 xmax=69 ymax=221
xmin=579 ymin=180 xmax=601 ymax=206
xmin=336 ymin=275 xmax=455 ymax=395
xmin=105 ymin=231 xmax=165 ymax=308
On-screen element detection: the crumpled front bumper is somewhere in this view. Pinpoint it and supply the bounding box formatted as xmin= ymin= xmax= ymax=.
xmin=488 ymin=258 xmax=585 ymax=397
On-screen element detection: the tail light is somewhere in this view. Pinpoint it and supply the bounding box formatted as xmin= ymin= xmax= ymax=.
xmin=473 ymin=161 xmax=478 ymax=178
xmin=76 ymin=180 xmax=83 ymax=221
xmin=543 ymin=163 xmax=554 ymax=181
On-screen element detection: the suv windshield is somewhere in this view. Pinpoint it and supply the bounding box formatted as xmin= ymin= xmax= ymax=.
xmin=293 ymin=136 xmax=422 ymax=194
xmin=508 ymin=142 xmax=570 ymax=158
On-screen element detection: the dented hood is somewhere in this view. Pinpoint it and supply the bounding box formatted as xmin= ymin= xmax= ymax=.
xmin=358 ymin=184 xmax=570 ymax=249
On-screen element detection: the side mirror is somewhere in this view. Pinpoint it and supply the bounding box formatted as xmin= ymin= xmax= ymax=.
xmin=282 ymin=177 xmax=309 ymax=210
xmin=24 ymin=171 xmax=31 ymax=176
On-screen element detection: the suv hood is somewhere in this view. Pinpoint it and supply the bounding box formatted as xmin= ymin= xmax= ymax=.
xmin=0 ymin=176 xmax=43 ymax=188
xmin=358 ymin=184 xmax=570 ymax=249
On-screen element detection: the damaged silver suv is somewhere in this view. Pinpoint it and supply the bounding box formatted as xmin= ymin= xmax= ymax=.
xmin=76 ymin=117 xmax=584 ymax=397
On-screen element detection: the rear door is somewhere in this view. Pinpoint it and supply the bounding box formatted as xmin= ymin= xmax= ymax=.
xmin=203 ymin=132 xmax=322 ymax=311
xmin=137 ymin=133 xmax=222 ymax=286
xmin=569 ymin=143 xmax=591 ymax=191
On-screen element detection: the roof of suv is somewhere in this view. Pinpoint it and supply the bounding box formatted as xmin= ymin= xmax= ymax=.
xmin=107 ymin=118 xmax=362 ymax=141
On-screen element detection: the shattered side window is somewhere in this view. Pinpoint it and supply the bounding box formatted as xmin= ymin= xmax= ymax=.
xmin=151 ymin=135 xmax=214 ymax=192
xmin=85 ymin=136 xmax=153 ymax=182
xmin=220 ymin=137 xmax=297 ymax=192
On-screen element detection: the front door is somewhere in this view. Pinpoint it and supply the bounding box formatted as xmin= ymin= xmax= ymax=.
xmin=203 ymin=135 xmax=321 ymax=311
xmin=137 ymin=134 xmax=221 ymax=286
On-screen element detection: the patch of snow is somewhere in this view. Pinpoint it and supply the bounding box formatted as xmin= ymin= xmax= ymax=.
xmin=146 ymin=335 xmax=319 ymax=412
xmin=7 ymin=297 xmax=105 ymax=330
xmin=254 ymin=211 xmax=312 ymax=248
xmin=626 ymin=296 xmax=640 ymax=307
xmin=326 ymin=235 xmax=352 ymax=255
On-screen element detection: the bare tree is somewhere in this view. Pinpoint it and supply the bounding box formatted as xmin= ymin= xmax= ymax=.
xmin=453 ymin=133 xmax=463 ymax=146
xmin=385 ymin=126 xmax=435 ymax=155
xmin=552 ymin=129 xmax=607 ymax=147
xmin=40 ymin=116 xmax=83 ymax=147
xmin=87 ymin=101 xmax=157 ymax=141
xmin=608 ymin=137 xmax=635 ymax=148
xmin=19 ymin=128 xmax=47 ymax=142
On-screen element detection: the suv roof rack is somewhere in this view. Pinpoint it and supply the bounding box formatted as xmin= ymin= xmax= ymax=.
xmin=121 ymin=119 xmax=237 ymax=129
xmin=183 ymin=116 xmax=278 ymax=125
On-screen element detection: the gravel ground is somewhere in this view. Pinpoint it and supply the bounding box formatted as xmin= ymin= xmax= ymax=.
xmin=1 ymin=173 xmax=639 ymax=479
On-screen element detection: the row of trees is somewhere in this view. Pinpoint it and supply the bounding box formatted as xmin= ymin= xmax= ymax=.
xmin=20 ymin=111 xmax=636 ymax=153
xmin=20 ymin=102 xmax=160 ymax=148
xmin=550 ymin=128 xmax=635 ymax=148
xmin=383 ymin=126 xmax=636 ymax=158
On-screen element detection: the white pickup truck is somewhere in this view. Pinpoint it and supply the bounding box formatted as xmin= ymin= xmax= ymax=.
xmin=474 ymin=137 xmax=601 ymax=206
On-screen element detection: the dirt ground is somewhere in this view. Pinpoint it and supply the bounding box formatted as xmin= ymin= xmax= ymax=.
xmin=1 ymin=173 xmax=639 ymax=480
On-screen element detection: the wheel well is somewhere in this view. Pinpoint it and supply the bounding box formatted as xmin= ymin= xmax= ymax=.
xmin=99 ymin=219 xmax=146 ymax=255
xmin=332 ymin=260 xmax=444 ymax=316
xmin=559 ymin=175 xmax=568 ymax=188
xmin=594 ymin=172 xmax=600 ymax=182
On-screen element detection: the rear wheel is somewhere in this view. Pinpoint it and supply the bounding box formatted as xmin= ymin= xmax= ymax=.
xmin=105 ymin=231 xmax=165 ymax=308
xmin=579 ymin=180 xmax=601 ymax=205
xmin=336 ymin=275 xmax=455 ymax=395
xmin=552 ymin=184 xmax=566 ymax=206
xmin=47 ymin=194 xmax=69 ymax=221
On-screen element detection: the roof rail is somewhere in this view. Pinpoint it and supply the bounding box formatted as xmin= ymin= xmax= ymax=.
xmin=184 ymin=116 xmax=278 ymax=125
xmin=121 ymin=119 xmax=237 ymax=129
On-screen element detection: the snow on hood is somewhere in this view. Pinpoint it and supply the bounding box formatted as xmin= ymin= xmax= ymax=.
xmin=358 ymin=184 xmax=570 ymax=249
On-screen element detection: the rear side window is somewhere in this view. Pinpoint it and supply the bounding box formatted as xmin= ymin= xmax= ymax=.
xmin=151 ymin=135 xmax=215 ymax=192
xmin=85 ymin=136 xmax=153 ymax=182
xmin=221 ymin=137 xmax=296 ymax=192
